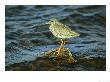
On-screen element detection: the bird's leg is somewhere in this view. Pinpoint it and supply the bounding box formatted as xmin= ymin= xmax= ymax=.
xmin=57 ymin=39 xmax=64 ymax=56
xmin=62 ymin=39 xmax=66 ymax=47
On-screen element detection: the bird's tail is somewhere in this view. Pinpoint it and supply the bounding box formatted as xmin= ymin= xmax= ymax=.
xmin=72 ymin=31 xmax=80 ymax=37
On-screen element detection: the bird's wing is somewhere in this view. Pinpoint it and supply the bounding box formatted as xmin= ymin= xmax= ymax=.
xmin=59 ymin=23 xmax=74 ymax=32
xmin=58 ymin=22 xmax=80 ymax=36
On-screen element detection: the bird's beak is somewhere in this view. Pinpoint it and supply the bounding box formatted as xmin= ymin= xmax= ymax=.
xmin=45 ymin=21 xmax=50 ymax=25
xmin=45 ymin=22 xmax=49 ymax=24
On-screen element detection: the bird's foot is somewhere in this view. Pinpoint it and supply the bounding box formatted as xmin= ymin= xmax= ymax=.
xmin=56 ymin=47 xmax=64 ymax=56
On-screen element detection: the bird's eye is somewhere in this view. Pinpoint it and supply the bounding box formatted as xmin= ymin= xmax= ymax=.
xmin=50 ymin=20 xmax=54 ymax=23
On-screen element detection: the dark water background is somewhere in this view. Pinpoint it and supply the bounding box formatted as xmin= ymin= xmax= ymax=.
xmin=5 ymin=5 xmax=106 ymax=71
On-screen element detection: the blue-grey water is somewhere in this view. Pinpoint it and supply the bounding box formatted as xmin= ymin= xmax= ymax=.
xmin=5 ymin=5 xmax=106 ymax=70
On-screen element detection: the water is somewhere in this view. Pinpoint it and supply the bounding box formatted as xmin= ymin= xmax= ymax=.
xmin=5 ymin=5 xmax=106 ymax=71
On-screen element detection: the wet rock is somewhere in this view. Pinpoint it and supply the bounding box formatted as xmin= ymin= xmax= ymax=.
xmin=43 ymin=48 xmax=77 ymax=64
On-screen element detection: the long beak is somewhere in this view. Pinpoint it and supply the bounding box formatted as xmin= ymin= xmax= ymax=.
xmin=45 ymin=22 xmax=50 ymax=25
xmin=45 ymin=22 xmax=48 ymax=24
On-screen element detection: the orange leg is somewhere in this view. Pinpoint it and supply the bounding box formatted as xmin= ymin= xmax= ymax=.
xmin=57 ymin=39 xmax=65 ymax=56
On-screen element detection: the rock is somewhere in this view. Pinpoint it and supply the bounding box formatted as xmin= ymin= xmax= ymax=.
xmin=43 ymin=47 xmax=77 ymax=64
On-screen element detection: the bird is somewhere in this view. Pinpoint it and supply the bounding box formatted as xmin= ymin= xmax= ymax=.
xmin=46 ymin=18 xmax=80 ymax=56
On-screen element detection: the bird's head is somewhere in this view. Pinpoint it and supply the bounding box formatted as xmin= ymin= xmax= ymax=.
xmin=46 ymin=18 xmax=58 ymax=25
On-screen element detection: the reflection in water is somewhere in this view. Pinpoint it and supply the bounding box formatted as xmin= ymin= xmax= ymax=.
xmin=5 ymin=5 xmax=106 ymax=71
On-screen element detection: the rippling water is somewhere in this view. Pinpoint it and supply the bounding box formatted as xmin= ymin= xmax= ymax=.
xmin=5 ymin=5 xmax=106 ymax=70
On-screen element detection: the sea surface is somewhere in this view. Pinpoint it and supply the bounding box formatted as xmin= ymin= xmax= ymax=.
xmin=5 ymin=5 xmax=106 ymax=71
